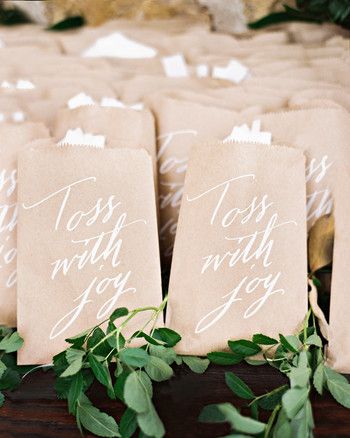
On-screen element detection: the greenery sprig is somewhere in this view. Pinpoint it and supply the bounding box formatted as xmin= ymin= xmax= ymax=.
xmin=52 ymin=297 xmax=209 ymax=438
xmin=201 ymin=307 xmax=350 ymax=437
xmin=0 ymin=326 xmax=24 ymax=406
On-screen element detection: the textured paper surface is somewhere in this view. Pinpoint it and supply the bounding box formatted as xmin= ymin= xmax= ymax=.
xmin=53 ymin=105 xmax=157 ymax=187
xmin=149 ymin=97 xmax=260 ymax=265
xmin=256 ymin=108 xmax=350 ymax=230
xmin=17 ymin=147 xmax=162 ymax=364
xmin=0 ymin=122 xmax=49 ymax=326
xmin=326 ymin=162 xmax=350 ymax=372
xmin=167 ymin=141 xmax=308 ymax=355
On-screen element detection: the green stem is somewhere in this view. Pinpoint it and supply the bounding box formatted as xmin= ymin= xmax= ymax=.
xmin=264 ymin=404 xmax=281 ymax=438
xmin=90 ymin=298 xmax=168 ymax=354
xmin=249 ymin=384 xmax=288 ymax=406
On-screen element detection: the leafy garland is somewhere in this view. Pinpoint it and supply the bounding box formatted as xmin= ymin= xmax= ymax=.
xmin=201 ymin=307 xmax=350 ymax=437
xmin=52 ymin=297 xmax=209 ymax=437
xmin=0 ymin=290 xmax=349 ymax=437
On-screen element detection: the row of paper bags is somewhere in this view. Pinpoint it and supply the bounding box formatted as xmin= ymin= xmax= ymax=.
xmin=0 ymin=19 xmax=349 ymax=371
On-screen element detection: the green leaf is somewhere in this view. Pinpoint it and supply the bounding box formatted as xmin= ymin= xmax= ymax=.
xmin=106 ymin=321 xmax=118 ymax=349
xmin=257 ymin=385 xmax=288 ymax=410
xmin=228 ymin=340 xmax=261 ymax=357
xmin=67 ymin=372 xmax=83 ymax=414
xmin=148 ymin=345 xmax=177 ymax=365
xmin=313 ymin=362 xmax=325 ymax=395
xmin=274 ymin=408 xmax=292 ymax=438
xmin=66 ymin=329 xmax=89 ymax=348
xmin=225 ymin=372 xmax=255 ymax=400
xmin=182 ymin=356 xmax=209 ymax=374
xmin=324 ymin=366 xmax=350 ymax=408
xmin=153 ymin=328 xmax=181 ymax=347
xmin=77 ymin=394 xmax=120 ymax=437
xmin=110 ymin=308 xmax=129 ymax=322
xmin=312 ymin=276 xmax=322 ymax=288
xmin=119 ymin=348 xmax=149 ymax=368
xmin=115 ymin=360 xmax=124 ymax=378
xmin=145 ymin=356 xmax=173 ymax=382
xmin=132 ymin=331 xmax=164 ymax=346
xmin=88 ymin=355 xmax=114 ymax=398
xmin=48 ymin=16 xmax=85 ymax=31
xmin=60 ymin=357 xmax=83 ymax=378
xmin=0 ymin=6 xmax=31 ymax=25
xmin=288 ymin=365 xmax=311 ymax=388
xmin=290 ymin=403 xmax=308 ymax=438
xmin=0 ymin=332 xmax=23 ymax=353
xmin=88 ymin=328 xmax=112 ymax=357
xmin=174 ymin=356 xmax=183 ymax=366
xmin=199 ymin=403 xmax=266 ymax=434
xmin=305 ymin=334 xmax=322 ymax=347
xmin=66 ymin=348 xmax=85 ymax=364
xmin=0 ymin=361 xmax=7 ymax=379
xmin=279 ymin=335 xmax=301 ymax=353
xmin=290 ymin=399 xmax=314 ymax=437
xmin=306 ymin=399 xmax=314 ymax=429
xmin=248 ymin=12 xmax=295 ymax=29
xmin=282 ymin=387 xmax=309 ymax=419
xmin=55 ymin=370 xmax=93 ymax=400
xmin=252 ymin=334 xmax=278 ymax=345
xmin=245 ymin=358 xmax=266 ymax=366
xmin=199 ymin=404 xmax=228 ymax=423
xmin=250 ymin=400 xmax=259 ymax=420
xmin=207 ymin=351 xmax=243 ymax=365
xmin=53 ymin=351 xmax=69 ymax=376
xmin=137 ymin=402 xmax=165 ymax=438
xmin=120 ymin=408 xmax=137 ymax=438
xmin=0 ymin=391 xmax=4 ymax=407
xmin=114 ymin=370 xmax=130 ymax=402
xmin=279 ymin=361 xmax=292 ymax=374
xmin=124 ymin=371 xmax=152 ymax=413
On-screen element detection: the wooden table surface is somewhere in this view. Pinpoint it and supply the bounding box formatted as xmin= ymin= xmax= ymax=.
xmin=0 ymin=362 xmax=350 ymax=438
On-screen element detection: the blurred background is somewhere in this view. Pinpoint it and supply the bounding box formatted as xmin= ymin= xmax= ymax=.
xmin=1 ymin=0 xmax=349 ymax=33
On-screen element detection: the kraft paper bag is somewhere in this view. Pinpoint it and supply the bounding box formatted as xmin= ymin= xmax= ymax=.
xmin=114 ymin=75 xmax=221 ymax=104
xmin=149 ymin=97 xmax=259 ymax=265
xmin=277 ymin=65 xmax=350 ymax=87
xmin=149 ymin=88 xmax=285 ymax=113
xmin=166 ymin=141 xmax=308 ymax=355
xmin=327 ymin=162 xmax=350 ymax=372
xmin=17 ymin=147 xmax=162 ymax=364
xmin=242 ymin=77 xmax=340 ymax=99
xmin=286 ymin=22 xmax=350 ymax=45
xmin=24 ymin=81 xmax=116 ymax=129
xmin=0 ymin=96 xmax=26 ymax=124
xmin=0 ymin=122 xmax=50 ymax=326
xmin=53 ymin=105 xmax=157 ymax=186
xmin=253 ymin=108 xmax=350 ymax=230
xmin=289 ymin=88 xmax=350 ymax=112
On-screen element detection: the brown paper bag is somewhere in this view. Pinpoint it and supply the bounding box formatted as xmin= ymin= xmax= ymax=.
xmin=0 ymin=122 xmax=50 ymax=326
xmin=23 ymin=79 xmax=116 ymax=129
xmin=166 ymin=141 xmax=308 ymax=355
xmin=17 ymin=146 xmax=162 ymax=364
xmin=289 ymin=88 xmax=350 ymax=112
xmin=148 ymin=87 xmax=286 ymax=113
xmin=327 ymin=162 xmax=350 ymax=372
xmin=53 ymin=105 xmax=157 ymax=186
xmin=254 ymin=108 xmax=350 ymax=230
xmin=148 ymin=97 xmax=261 ymax=265
xmin=114 ymin=75 xmax=221 ymax=104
